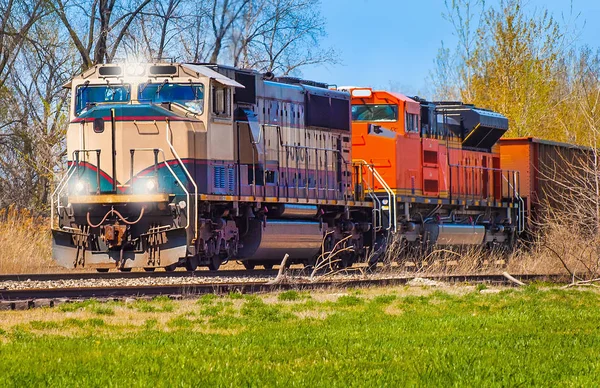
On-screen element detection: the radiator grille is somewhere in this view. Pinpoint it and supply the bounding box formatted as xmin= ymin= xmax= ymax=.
xmin=214 ymin=166 xmax=226 ymax=189
xmin=228 ymin=167 xmax=235 ymax=192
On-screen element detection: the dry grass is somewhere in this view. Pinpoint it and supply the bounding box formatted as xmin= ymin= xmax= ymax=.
xmin=0 ymin=206 xmax=54 ymax=274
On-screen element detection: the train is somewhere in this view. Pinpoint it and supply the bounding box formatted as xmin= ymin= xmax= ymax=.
xmin=51 ymin=62 xmax=527 ymax=272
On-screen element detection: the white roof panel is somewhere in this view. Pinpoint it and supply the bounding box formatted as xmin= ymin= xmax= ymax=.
xmin=182 ymin=64 xmax=245 ymax=88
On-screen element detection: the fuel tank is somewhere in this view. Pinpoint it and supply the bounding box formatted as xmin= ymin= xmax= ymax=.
xmin=267 ymin=204 xmax=319 ymax=219
xmin=237 ymin=218 xmax=323 ymax=262
xmin=424 ymin=224 xmax=486 ymax=245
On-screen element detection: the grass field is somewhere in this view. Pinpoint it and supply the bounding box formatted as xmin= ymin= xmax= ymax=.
xmin=1 ymin=285 xmax=600 ymax=387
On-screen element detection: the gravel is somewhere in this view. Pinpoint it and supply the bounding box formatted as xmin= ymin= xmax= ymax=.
xmin=0 ymin=271 xmax=419 ymax=291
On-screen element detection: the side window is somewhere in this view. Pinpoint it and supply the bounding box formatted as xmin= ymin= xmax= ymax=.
xmin=212 ymin=84 xmax=231 ymax=117
xmin=405 ymin=113 xmax=419 ymax=133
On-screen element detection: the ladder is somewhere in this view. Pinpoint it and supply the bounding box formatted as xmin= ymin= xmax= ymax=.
xmin=353 ymin=160 xmax=397 ymax=233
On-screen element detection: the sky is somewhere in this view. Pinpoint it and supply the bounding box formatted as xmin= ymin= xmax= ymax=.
xmin=301 ymin=0 xmax=600 ymax=99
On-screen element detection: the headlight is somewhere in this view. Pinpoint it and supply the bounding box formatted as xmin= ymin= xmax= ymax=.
xmin=126 ymin=64 xmax=145 ymax=76
xmin=382 ymin=199 xmax=389 ymax=205
xmin=146 ymin=179 xmax=156 ymax=192
xmin=73 ymin=180 xmax=90 ymax=195
xmin=136 ymin=177 xmax=158 ymax=193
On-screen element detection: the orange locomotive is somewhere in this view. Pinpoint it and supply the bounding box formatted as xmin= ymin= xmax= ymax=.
xmin=346 ymin=87 xmax=523 ymax=263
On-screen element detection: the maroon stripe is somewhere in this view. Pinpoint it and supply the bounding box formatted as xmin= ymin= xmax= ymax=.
xmin=71 ymin=115 xmax=197 ymax=124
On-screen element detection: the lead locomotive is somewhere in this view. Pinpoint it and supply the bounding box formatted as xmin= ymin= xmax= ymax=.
xmin=52 ymin=63 xmax=373 ymax=271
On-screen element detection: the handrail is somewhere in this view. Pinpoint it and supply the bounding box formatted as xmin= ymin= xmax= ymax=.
xmin=355 ymin=165 xmax=383 ymax=232
xmin=50 ymin=159 xmax=77 ymax=228
xmin=354 ymin=159 xmax=397 ymax=232
xmin=131 ymin=147 xmax=191 ymax=230
xmin=165 ymin=119 xmax=198 ymax=240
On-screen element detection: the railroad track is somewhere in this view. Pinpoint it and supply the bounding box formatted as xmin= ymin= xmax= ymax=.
xmin=0 ymin=273 xmax=569 ymax=310
xmin=0 ymin=269 xmax=279 ymax=282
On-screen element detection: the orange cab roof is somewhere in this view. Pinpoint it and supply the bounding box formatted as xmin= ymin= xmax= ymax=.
xmin=388 ymin=92 xmax=421 ymax=115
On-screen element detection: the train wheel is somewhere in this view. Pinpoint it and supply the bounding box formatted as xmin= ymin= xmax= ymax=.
xmin=185 ymin=257 xmax=198 ymax=272
xmin=96 ymin=268 xmax=109 ymax=273
xmin=164 ymin=264 xmax=177 ymax=272
xmin=243 ymin=262 xmax=255 ymax=270
xmin=119 ymin=268 xmax=132 ymax=272
xmin=263 ymin=263 xmax=274 ymax=270
xmin=144 ymin=267 xmax=155 ymax=272
xmin=208 ymin=256 xmax=221 ymax=271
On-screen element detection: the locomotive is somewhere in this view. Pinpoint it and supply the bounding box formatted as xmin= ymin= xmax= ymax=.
xmin=51 ymin=62 xmax=522 ymax=271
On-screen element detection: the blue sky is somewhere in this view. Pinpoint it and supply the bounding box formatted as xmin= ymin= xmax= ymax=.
xmin=301 ymin=0 xmax=600 ymax=98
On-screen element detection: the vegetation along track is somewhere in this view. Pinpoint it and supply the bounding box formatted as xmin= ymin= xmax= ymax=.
xmin=0 ymin=273 xmax=568 ymax=309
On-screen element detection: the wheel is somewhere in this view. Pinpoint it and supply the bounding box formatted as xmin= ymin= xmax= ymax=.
xmin=144 ymin=267 xmax=156 ymax=272
xmin=185 ymin=258 xmax=198 ymax=272
xmin=96 ymin=268 xmax=109 ymax=273
xmin=208 ymin=256 xmax=221 ymax=271
xmin=243 ymin=261 xmax=255 ymax=270
xmin=263 ymin=263 xmax=274 ymax=270
xmin=164 ymin=264 xmax=177 ymax=272
xmin=119 ymin=268 xmax=132 ymax=272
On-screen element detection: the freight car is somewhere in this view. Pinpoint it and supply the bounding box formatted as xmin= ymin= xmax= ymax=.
xmin=500 ymin=137 xmax=592 ymax=235
xmin=51 ymin=63 xmax=374 ymax=271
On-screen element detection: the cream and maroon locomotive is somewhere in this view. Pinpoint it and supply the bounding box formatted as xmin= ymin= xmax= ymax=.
xmin=52 ymin=63 xmax=373 ymax=271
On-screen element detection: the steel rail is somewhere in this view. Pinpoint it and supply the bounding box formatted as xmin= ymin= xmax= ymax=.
xmin=0 ymin=273 xmax=570 ymax=304
xmin=0 ymin=269 xmax=279 ymax=283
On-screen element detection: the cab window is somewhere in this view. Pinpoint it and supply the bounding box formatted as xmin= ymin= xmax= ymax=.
xmin=212 ymin=84 xmax=231 ymax=117
xmin=351 ymin=104 xmax=398 ymax=122
xmin=75 ymin=84 xmax=131 ymax=115
xmin=138 ymin=83 xmax=205 ymax=114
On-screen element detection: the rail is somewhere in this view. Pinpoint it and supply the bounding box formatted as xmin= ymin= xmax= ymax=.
xmin=0 ymin=273 xmax=569 ymax=304
xmin=130 ymin=148 xmax=191 ymax=230
xmin=502 ymin=171 xmax=525 ymax=234
xmin=449 ymin=164 xmax=524 ymax=234
xmin=51 ymin=149 xmax=100 ymax=228
xmin=246 ymin=124 xmax=352 ymax=201
xmin=165 ymin=119 xmax=198 ymax=240
xmin=51 ymin=147 xmax=193 ymax=232
xmin=353 ymin=159 xmax=397 ymax=232
xmin=352 ymin=162 xmax=383 ymax=232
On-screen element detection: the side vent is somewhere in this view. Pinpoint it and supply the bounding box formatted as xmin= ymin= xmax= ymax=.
xmin=214 ymin=166 xmax=226 ymax=189
xmin=423 ymin=150 xmax=438 ymax=165
xmin=228 ymin=167 xmax=235 ymax=192
xmin=424 ymin=179 xmax=439 ymax=193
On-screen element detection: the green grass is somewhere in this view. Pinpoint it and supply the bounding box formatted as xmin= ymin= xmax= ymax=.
xmin=2 ymin=288 xmax=600 ymax=386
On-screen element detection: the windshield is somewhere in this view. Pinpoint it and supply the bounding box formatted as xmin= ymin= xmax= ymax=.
xmin=75 ymin=85 xmax=131 ymax=116
xmin=351 ymin=104 xmax=398 ymax=122
xmin=138 ymin=83 xmax=205 ymax=114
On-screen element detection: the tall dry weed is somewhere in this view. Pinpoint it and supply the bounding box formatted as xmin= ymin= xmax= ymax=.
xmin=0 ymin=206 xmax=54 ymax=273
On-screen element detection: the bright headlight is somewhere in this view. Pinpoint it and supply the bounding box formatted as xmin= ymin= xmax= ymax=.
xmin=126 ymin=64 xmax=145 ymax=76
xmin=74 ymin=181 xmax=85 ymax=193
xmin=146 ymin=179 xmax=156 ymax=191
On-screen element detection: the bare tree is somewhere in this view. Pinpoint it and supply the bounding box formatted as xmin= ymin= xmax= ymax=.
xmin=0 ymin=16 xmax=77 ymax=210
xmin=0 ymin=0 xmax=46 ymax=87
xmin=230 ymin=0 xmax=336 ymax=74
xmin=50 ymin=0 xmax=151 ymax=68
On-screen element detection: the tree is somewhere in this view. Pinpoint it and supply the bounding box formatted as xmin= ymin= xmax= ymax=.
xmin=0 ymin=0 xmax=46 ymax=87
xmin=0 ymin=16 xmax=77 ymax=210
xmin=435 ymin=0 xmax=568 ymax=138
xmin=50 ymin=0 xmax=152 ymax=69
